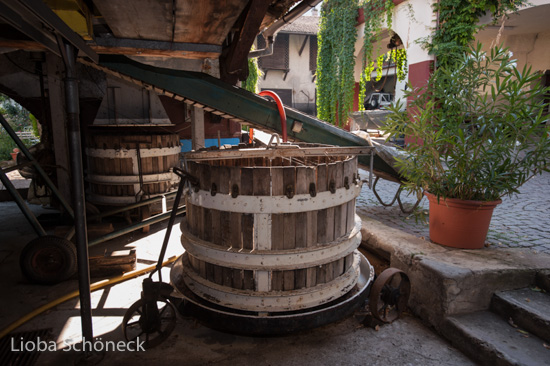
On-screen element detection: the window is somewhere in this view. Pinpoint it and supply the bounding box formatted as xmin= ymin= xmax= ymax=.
xmin=257 ymin=34 xmax=289 ymax=71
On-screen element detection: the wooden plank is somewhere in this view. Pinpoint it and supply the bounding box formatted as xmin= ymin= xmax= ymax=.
xmin=271 ymin=167 xmax=284 ymax=196
xmin=271 ymin=271 xmax=284 ymax=291
xmin=334 ymin=203 xmax=343 ymax=239
xmin=347 ymin=198 xmax=355 ymax=234
xmin=230 ymin=212 xmax=242 ymax=249
xmin=271 ymin=214 xmax=284 ymax=250
xmin=241 ymin=213 xmax=254 ymax=250
xmin=317 ymin=164 xmax=327 ymax=192
xmin=317 ymin=209 xmax=327 ymax=244
xmin=199 ymin=258 xmax=207 ymax=279
xmin=295 ymin=269 xmax=307 ymax=289
xmin=195 ymin=205 xmax=204 ymax=240
xmin=283 ymin=270 xmax=295 ymax=291
xmin=232 ymin=269 xmax=244 ymax=289
xmin=218 ymin=166 xmax=230 ymax=194
xmin=209 ymin=165 xmax=219 ymax=196
xmin=213 ymin=264 xmax=223 ymax=285
xmin=243 ymin=270 xmax=255 ymax=290
xmin=202 ymin=208 xmax=212 ymax=242
xmin=335 ymin=161 xmax=344 ymax=189
xmin=283 ymin=167 xmax=296 ymax=198
xmin=211 ymin=209 xmax=221 ymax=246
xmin=283 ymin=213 xmax=296 ymax=250
xmin=230 ymin=166 xmax=241 ymax=197
xmin=306 ymin=211 xmax=318 ymax=247
xmin=327 ymin=162 xmax=337 ymax=192
xmin=253 ymin=167 xmax=271 ymax=196
xmin=316 ymin=264 xmax=327 ymax=284
xmin=206 ymin=262 xmax=215 ymax=282
xmin=220 ymin=210 xmax=232 ymax=248
xmin=295 ymin=166 xmax=308 ymax=195
xmin=222 ymin=266 xmax=232 ymax=287
xmin=295 ymin=212 xmax=307 ymax=248
xmin=306 ymin=267 xmax=317 ymax=288
xmin=326 ymin=207 xmax=335 ymax=242
xmin=335 ymin=257 xmax=345 ymax=279
xmin=344 ymin=158 xmax=353 ymax=189
xmin=240 ymin=167 xmax=253 ymax=195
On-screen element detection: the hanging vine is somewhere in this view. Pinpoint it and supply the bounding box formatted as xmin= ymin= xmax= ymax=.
xmin=316 ymin=0 xmax=359 ymax=126
xmin=429 ymin=0 xmax=526 ymax=68
xmin=317 ymin=0 xmax=407 ymax=125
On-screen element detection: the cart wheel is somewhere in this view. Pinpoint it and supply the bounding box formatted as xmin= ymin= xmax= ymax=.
xmin=140 ymin=205 xmax=151 ymax=233
xmin=122 ymin=298 xmax=176 ymax=349
xmin=20 ymin=236 xmax=77 ymax=285
xmin=368 ymin=268 xmax=410 ymax=323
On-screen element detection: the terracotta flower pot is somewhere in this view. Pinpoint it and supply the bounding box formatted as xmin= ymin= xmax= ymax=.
xmin=424 ymin=192 xmax=501 ymax=249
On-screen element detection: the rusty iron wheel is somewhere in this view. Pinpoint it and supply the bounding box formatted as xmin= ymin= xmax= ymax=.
xmin=368 ymin=268 xmax=411 ymax=323
xmin=122 ymin=298 xmax=177 ymax=349
xmin=19 ymin=235 xmax=77 ymax=285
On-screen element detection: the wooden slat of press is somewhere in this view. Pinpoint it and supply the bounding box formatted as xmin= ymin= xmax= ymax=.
xmin=186 ymin=203 xmax=194 ymax=235
xmin=328 ymin=162 xmax=337 ymax=191
xmin=306 ymin=266 xmax=317 ymax=288
xmin=283 ymin=270 xmax=295 ymax=291
xmin=210 ymin=209 xmax=221 ymax=246
xmin=294 ymin=269 xmax=307 ymax=289
xmin=218 ymin=166 xmax=230 ymax=194
xmin=210 ymin=165 xmax=219 ymax=196
xmin=334 ymin=203 xmax=344 ymax=239
xmin=271 ymin=167 xmax=284 ymax=196
xmin=283 ymin=213 xmax=296 ymax=250
xmin=241 ymin=213 xmax=254 ymax=251
xmin=335 ymin=161 xmax=344 ymax=189
xmin=232 ymin=269 xmax=244 ymax=290
xmin=344 ymin=253 xmax=354 ymax=272
xmin=230 ymin=166 xmax=241 ymax=197
xmin=213 ymin=265 xmax=223 ymax=285
xmin=222 ymin=267 xmax=233 ymax=287
xmin=152 ymin=155 xmax=159 ymax=174
xmin=272 ymin=271 xmax=284 ymax=291
xmin=243 ymin=270 xmax=255 ymax=290
xmin=220 ymin=211 xmax=231 ymax=248
xmin=334 ymin=257 xmax=345 ymax=279
xmin=195 ymin=205 xmax=204 ymax=241
xmin=202 ymin=208 xmax=212 ymax=243
xmin=317 ymin=163 xmax=327 ymax=193
xmin=343 ymin=158 xmax=353 ymax=189
xmin=347 ymin=198 xmax=355 ymax=234
xmin=317 ymin=209 xmax=328 ymax=244
xmin=316 ymin=263 xmax=328 ymax=284
xmin=240 ymin=167 xmax=253 ymax=195
xmin=339 ymin=203 xmax=347 ymax=238
xmin=206 ymin=262 xmax=215 ymax=282
xmin=253 ymin=167 xmax=270 ymax=196
xmin=271 ymin=214 xmax=284 ymax=250
xmin=295 ymin=212 xmax=307 ymax=248
xmin=283 ymin=166 xmax=296 ymax=198
xmin=326 ymin=206 xmax=335 ymax=242
xmin=230 ymin=212 xmax=242 ymax=249
xmin=200 ymin=163 xmax=210 ymax=192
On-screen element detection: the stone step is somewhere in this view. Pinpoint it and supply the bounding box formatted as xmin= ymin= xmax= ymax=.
xmin=537 ymin=271 xmax=550 ymax=293
xmin=491 ymin=288 xmax=550 ymax=342
xmin=442 ymin=311 xmax=550 ymax=366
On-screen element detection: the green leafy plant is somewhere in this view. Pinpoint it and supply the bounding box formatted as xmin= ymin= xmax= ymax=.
xmin=428 ymin=0 xmax=526 ymax=68
xmin=242 ymin=46 xmax=262 ymax=93
xmin=383 ymin=43 xmax=550 ymax=202
xmin=317 ymin=0 xmax=407 ymax=125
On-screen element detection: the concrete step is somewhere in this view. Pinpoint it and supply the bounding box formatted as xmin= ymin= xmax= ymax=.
xmin=492 ymin=288 xmax=550 ymax=342
xmin=442 ymin=311 xmax=550 ymax=366
xmin=537 ymin=271 xmax=550 ymax=293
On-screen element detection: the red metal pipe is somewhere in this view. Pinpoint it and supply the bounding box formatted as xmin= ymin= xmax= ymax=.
xmin=259 ymin=90 xmax=287 ymax=142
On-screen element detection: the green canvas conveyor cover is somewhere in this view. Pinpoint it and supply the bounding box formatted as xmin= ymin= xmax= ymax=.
xmin=93 ymin=55 xmax=399 ymax=180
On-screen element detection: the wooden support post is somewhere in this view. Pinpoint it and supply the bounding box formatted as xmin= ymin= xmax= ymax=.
xmin=46 ymin=52 xmax=71 ymax=205
xmin=190 ymin=105 xmax=205 ymax=150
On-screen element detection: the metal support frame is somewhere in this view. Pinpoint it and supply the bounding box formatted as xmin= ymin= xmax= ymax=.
xmin=62 ymin=42 xmax=93 ymax=346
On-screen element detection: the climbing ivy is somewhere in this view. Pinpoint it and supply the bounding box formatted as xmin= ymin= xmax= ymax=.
xmin=316 ymin=0 xmax=359 ymax=126
xmin=429 ymin=0 xmax=526 ymax=67
xmin=317 ymin=0 xmax=407 ymax=125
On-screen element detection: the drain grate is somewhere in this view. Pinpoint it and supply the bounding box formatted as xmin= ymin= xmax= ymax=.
xmin=0 ymin=329 xmax=52 ymax=366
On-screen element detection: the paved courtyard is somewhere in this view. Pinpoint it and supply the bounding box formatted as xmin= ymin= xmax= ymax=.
xmin=356 ymin=168 xmax=550 ymax=254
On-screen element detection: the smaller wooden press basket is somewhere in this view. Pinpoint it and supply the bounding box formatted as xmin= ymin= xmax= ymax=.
xmin=175 ymin=141 xmax=374 ymax=314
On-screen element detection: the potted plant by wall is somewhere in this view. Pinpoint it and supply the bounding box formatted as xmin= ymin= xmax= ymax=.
xmin=383 ymin=43 xmax=550 ymax=249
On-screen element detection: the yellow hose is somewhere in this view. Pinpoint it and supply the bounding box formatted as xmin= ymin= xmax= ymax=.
xmin=0 ymin=255 xmax=179 ymax=340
